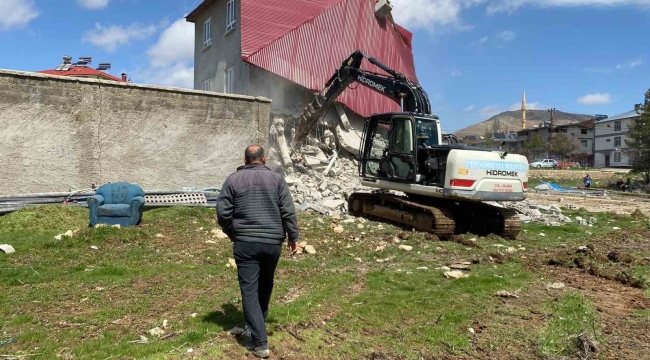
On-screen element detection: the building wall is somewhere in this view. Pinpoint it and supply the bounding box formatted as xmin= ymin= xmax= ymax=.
xmin=594 ymin=118 xmax=635 ymax=168
xmin=192 ymin=0 xmax=247 ymax=95
xmin=0 ymin=70 xmax=271 ymax=195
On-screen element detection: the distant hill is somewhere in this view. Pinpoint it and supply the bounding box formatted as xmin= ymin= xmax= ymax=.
xmin=454 ymin=110 xmax=594 ymax=138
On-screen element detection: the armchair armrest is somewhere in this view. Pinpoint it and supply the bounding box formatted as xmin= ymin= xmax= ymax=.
xmin=88 ymin=195 xmax=105 ymax=207
xmin=129 ymin=196 xmax=146 ymax=225
xmin=130 ymin=196 xmax=145 ymax=206
xmin=88 ymin=195 xmax=105 ymax=226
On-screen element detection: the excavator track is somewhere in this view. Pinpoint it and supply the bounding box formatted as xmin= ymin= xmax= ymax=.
xmin=347 ymin=192 xmax=522 ymax=239
xmin=347 ymin=192 xmax=456 ymax=236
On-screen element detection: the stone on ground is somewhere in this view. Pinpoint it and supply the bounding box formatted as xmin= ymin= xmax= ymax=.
xmin=444 ymin=270 xmax=469 ymax=279
xmin=304 ymin=245 xmax=317 ymax=254
xmin=0 ymin=244 xmax=16 ymax=254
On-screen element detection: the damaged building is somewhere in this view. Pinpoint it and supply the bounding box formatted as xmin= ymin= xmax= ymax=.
xmin=186 ymin=0 xmax=418 ymax=159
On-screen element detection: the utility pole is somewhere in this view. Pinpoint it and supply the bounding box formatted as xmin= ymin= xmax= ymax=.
xmin=548 ymin=108 xmax=556 ymax=158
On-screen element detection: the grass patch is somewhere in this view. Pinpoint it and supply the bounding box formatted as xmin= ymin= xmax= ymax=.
xmin=1 ymin=205 xmax=648 ymax=359
xmin=538 ymin=292 xmax=603 ymax=358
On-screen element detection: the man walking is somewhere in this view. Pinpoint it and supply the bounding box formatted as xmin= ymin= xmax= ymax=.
xmin=217 ymin=145 xmax=299 ymax=358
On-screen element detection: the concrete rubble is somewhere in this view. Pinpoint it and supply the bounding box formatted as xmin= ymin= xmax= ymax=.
xmin=267 ymin=114 xmax=382 ymax=216
xmin=497 ymin=200 xmax=594 ymax=226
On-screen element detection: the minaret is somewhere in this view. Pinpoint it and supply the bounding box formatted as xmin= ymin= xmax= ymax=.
xmin=521 ymin=90 xmax=527 ymax=130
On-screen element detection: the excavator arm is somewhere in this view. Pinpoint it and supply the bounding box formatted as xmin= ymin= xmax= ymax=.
xmin=294 ymin=50 xmax=431 ymax=145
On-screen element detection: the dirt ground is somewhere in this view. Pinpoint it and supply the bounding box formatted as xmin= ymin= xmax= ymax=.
xmin=528 ymin=192 xmax=650 ymax=216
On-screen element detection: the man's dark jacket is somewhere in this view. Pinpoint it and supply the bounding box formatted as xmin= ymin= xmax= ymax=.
xmin=217 ymin=164 xmax=299 ymax=244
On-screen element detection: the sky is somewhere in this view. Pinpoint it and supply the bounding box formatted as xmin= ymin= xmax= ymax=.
xmin=0 ymin=0 xmax=648 ymax=132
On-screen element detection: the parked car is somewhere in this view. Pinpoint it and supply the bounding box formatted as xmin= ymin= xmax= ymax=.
xmin=529 ymin=159 xmax=558 ymax=169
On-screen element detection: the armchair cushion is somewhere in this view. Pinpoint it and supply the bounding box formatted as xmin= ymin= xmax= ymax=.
xmin=97 ymin=204 xmax=131 ymax=217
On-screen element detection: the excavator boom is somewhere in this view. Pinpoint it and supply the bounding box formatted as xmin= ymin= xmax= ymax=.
xmin=294 ymin=50 xmax=431 ymax=145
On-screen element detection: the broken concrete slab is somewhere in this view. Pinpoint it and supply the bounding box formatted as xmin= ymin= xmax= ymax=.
xmin=322 ymin=199 xmax=346 ymax=210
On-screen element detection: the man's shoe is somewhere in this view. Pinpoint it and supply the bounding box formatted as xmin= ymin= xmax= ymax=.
xmin=244 ymin=338 xmax=270 ymax=358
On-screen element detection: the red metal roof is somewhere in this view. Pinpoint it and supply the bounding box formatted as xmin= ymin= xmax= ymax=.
xmin=39 ymin=66 xmax=125 ymax=82
xmin=240 ymin=0 xmax=418 ymax=117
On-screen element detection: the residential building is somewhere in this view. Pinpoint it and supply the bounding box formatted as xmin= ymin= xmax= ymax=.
xmin=38 ymin=56 xmax=127 ymax=83
xmin=594 ymin=104 xmax=644 ymax=168
xmin=505 ymin=120 xmax=595 ymax=166
xmin=185 ymin=0 xmax=417 ymax=132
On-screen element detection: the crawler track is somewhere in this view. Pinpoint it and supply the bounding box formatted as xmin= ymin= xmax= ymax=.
xmin=348 ymin=192 xmax=455 ymax=236
xmin=347 ymin=192 xmax=521 ymax=239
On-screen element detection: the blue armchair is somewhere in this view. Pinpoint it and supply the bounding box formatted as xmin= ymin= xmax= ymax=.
xmin=88 ymin=182 xmax=145 ymax=227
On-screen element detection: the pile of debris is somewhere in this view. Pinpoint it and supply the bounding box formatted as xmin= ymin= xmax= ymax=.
xmin=267 ymin=117 xmax=374 ymax=215
xmin=498 ymin=200 xmax=573 ymax=226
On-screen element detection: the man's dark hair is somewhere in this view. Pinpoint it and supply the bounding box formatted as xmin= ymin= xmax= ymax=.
xmin=245 ymin=145 xmax=265 ymax=164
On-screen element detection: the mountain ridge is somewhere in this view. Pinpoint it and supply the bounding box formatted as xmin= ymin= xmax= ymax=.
xmin=453 ymin=110 xmax=594 ymax=138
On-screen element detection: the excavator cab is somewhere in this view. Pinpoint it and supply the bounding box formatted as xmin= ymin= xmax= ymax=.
xmin=360 ymin=113 xmax=442 ymax=184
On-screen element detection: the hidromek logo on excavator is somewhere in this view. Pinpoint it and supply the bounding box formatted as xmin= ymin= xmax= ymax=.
xmin=358 ymin=76 xmax=386 ymax=92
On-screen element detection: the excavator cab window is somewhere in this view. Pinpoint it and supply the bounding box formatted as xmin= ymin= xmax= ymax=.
xmin=385 ymin=116 xmax=416 ymax=182
xmin=415 ymin=118 xmax=440 ymax=148
xmin=362 ymin=119 xmax=391 ymax=177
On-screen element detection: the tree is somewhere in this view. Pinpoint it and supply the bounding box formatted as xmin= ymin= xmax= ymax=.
xmin=550 ymin=133 xmax=580 ymax=160
xmin=482 ymin=128 xmax=495 ymax=148
xmin=625 ymin=89 xmax=650 ymax=183
xmin=523 ymin=133 xmax=548 ymax=160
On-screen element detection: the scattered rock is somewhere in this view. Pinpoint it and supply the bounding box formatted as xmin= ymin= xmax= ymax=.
xmin=436 ymin=266 xmax=451 ymax=271
xmin=226 ymin=258 xmax=237 ymax=269
xmin=539 ymin=233 xmax=546 ymax=237
xmin=163 ymin=319 xmax=169 ymax=329
xmin=304 ymin=245 xmax=317 ymax=254
xmin=211 ymin=229 xmax=229 ymax=239
xmin=612 ymin=227 xmax=621 ymax=230
xmin=112 ymin=224 xmax=121 ymax=229
xmin=375 ymin=245 xmax=386 ymax=252
xmin=205 ymin=240 xmax=217 ymax=244
xmin=546 ymin=282 xmax=566 ymax=290
xmin=399 ymin=245 xmax=413 ymax=252
xmin=333 ymin=226 xmax=344 ymax=234
xmin=494 ymin=290 xmax=520 ymax=299
xmin=417 ymin=266 xmax=428 ymax=270
xmin=90 ymin=246 xmax=99 ymax=250
xmin=155 ymin=234 xmax=164 ymax=238
xmin=444 ymin=270 xmax=469 ymax=279
xmin=191 ymin=313 xmax=198 ymax=318
xmin=357 ymin=224 xmax=365 ymax=229
xmin=149 ymin=327 xmax=165 ymax=337
xmin=392 ymin=237 xmax=401 ymax=244
xmin=54 ymin=234 xmax=63 ymax=240
xmin=468 ymin=327 xmax=475 ymax=334
xmin=342 ymin=219 xmax=355 ymax=223
xmin=94 ymin=224 xmax=107 ymax=228
xmin=506 ymin=247 xmax=517 ymax=254
xmin=577 ymin=246 xmax=589 ymax=253
xmin=0 ymin=244 xmax=16 ymax=254
xmin=187 ymin=348 xmax=194 ymax=353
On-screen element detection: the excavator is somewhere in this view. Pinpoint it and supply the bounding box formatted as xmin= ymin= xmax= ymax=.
xmin=296 ymin=50 xmax=528 ymax=239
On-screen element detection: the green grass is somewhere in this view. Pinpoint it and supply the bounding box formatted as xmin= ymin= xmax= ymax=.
xmin=538 ymin=292 xmax=603 ymax=358
xmin=0 ymin=205 xmax=648 ymax=359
